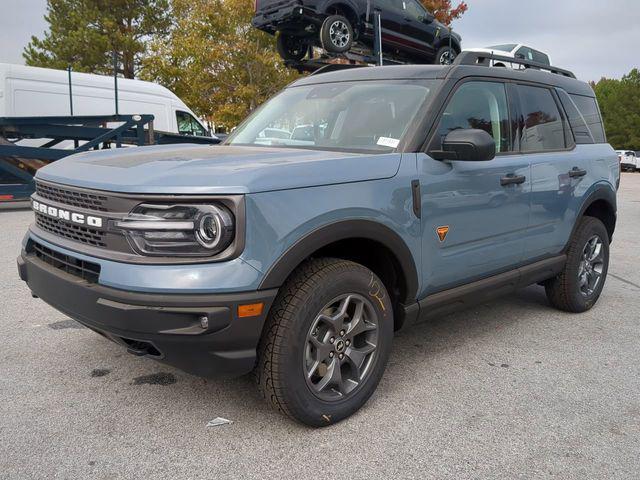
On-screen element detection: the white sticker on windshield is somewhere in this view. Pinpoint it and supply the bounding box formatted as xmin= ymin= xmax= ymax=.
xmin=377 ymin=137 xmax=400 ymax=148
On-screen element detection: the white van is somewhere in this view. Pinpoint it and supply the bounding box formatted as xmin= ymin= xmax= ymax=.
xmin=0 ymin=63 xmax=211 ymax=136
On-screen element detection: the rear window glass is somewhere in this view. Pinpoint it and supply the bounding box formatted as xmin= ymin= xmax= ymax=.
xmin=569 ymin=94 xmax=606 ymax=143
xmin=517 ymin=85 xmax=566 ymax=152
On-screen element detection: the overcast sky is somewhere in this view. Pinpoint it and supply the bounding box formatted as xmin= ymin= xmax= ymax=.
xmin=0 ymin=0 xmax=638 ymax=82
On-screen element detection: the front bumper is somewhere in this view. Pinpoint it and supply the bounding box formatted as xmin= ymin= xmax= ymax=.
xmin=17 ymin=246 xmax=277 ymax=378
xmin=252 ymin=5 xmax=325 ymax=34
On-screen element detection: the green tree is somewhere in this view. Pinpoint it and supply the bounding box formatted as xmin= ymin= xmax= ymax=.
xmin=594 ymin=69 xmax=640 ymax=150
xmin=24 ymin=0 xmax=171 ymax=79
xmin=141 ymin=0 xmax=299 ymax=130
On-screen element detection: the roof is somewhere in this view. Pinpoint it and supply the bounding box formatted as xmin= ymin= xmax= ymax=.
xmin=291 ymin=62 xmax=594 ymax=97
xmin=0 ymin=63 xmax=182 ymax=102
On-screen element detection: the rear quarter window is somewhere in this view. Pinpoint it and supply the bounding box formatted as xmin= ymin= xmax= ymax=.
xmin=569 ymin=94 xmax=606 ymax=143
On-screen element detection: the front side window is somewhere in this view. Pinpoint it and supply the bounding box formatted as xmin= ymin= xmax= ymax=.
xmin=435 ymin=81 xmax=512 ymax=153
xmin=176 ymin=111 xmax=207 ymax=136
xmin=227 ymin=80 xmax=438 ymax=153
xmin=516 ymin=47 xmax=533 ymax=61
xmin=404 ymin=0 xmax=427 ymax=20
xmin=517 ymin=85 xmax=566 ymax=152
xmin=531 ymin=50 xmax=550 ymax=65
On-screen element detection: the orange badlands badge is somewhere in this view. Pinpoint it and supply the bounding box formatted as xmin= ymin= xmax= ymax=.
xmin=436 ymin=226 xmax=449 ymax=242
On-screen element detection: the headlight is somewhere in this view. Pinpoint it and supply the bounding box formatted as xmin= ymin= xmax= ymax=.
xmin=115 ymin=204 xmax=235 ymax=257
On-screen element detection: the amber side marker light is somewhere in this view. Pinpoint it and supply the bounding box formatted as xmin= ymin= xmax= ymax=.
xmin=238 ymin=303 xmax=264 ymax=318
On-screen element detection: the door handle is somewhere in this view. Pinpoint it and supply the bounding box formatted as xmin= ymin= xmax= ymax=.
xmin=500 ymin=174 xmax=526 ymax=186
xmin=568 ymin=167 xmax=587 ymax=178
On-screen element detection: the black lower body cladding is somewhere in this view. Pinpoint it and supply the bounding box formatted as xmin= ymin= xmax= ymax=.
xmin=17 ymin=248 xmax=277 ymax=378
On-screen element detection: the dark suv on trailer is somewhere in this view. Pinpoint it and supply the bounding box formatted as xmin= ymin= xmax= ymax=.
xmin=19 ymin=53 xmax=617 ymax=427
xmin=253 ymin=0 xmax=462 ymax=64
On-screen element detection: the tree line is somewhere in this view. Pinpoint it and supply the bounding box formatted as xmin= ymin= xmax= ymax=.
xmin=592 ymin=70 xmax=640 ymax=151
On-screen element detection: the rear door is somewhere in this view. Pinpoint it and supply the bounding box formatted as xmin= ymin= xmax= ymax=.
xmin=418 ymin=79 xmax=531 ymax=294
xmin=515 ymin=83 xmax=582 ymax=261
xmin=400 ymin=0 xmax=436 ymax=56
xmin=375 ymin=0 xmax=408 ymax=50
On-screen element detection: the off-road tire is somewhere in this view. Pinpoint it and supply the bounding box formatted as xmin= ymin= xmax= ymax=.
xmin=545 ymin=216 xmax=609 ymax=312
xmin=435 ymin=45 xmax=457 ymax=65
xmin=255 ymin=258 xmax=393 ymax=427
xmin=320 ymin=15 xmax=354 ymax=53
xmin=276 ymin=33 xmax=308 ymax=61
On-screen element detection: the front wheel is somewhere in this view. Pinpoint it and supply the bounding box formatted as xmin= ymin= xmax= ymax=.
xmin=320 ymin=15 xmax=354 ymax=53
xmin=435 ymin=45 xmax=457 ymax=65
xmin=255 ymin=258 xmax=393 ymax=427
xmin=545 ymin=216 xmax=610 ymax=312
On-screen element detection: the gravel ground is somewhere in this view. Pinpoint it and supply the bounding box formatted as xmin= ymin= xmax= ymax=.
xmin=1 ymin=174 xmax=639 ymax=479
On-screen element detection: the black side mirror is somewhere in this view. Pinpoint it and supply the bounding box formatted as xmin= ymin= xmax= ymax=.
xmin=423 ymin=12 xmax=434 ymax=23
xmin=430 ymin=129 xmax=496 ymax=161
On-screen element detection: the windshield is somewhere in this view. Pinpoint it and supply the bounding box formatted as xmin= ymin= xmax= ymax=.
xmin=227 ymin=80 xmax=438 ymax=153
xmin=488 ymin=44 xmax=517 ymax=52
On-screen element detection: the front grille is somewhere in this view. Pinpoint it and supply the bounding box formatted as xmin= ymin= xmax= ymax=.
xmin=36 ymin=181 xmax=108 ymax=212
xmin=35 ymin=212 xmax=107 ymax=247
xmin=29 ymin=240 xmax=101 ymax=283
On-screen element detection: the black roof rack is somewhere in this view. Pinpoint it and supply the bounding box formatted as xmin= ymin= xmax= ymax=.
xmin=455 ymin=51 xmax=576 ymax=79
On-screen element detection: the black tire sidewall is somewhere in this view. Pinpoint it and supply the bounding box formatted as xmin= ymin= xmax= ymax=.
xmin=276 ymin=33 xmax=307 ymax=61
xmin=278 ymin=265 xmax=393 ymax=427
xmin=320 ymin=15 xmax=354 ymax=53
xmin=435 ymin=45 xmax=456 ymax=65
xmin=563 ymin=218 xmax=610 ymax=311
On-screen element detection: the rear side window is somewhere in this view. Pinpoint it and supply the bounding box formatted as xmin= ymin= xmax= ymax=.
xmin=435 ymin=81 xmax=512 ymax=153
xmin=516 ymin=85 xmax=566 ymax=152
xmin=556 ymin=89 xmax=593 ymax=144
xmin=569 ymin=94 xmax=606 ymax=143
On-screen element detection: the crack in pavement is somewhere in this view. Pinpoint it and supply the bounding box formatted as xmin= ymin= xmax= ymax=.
xmin=609 ymin=273 xmax=640 ymax=290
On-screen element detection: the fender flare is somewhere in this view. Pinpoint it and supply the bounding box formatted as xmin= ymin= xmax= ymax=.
xmin=437 ymin=37 xmax=461 ymax=52
xmin=258 ymin=219 xmax=419 ymax=304
xmin=569 ymin=184 xmax=617 ymax=244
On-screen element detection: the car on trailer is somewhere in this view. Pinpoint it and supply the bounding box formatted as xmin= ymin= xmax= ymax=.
xmin=464 ymin=43 xmax=551 ymax=68
xmin=18 ymin=52 xmax=618 ymax=427
xmin=253 ymin=0 xmax=461 ymax=65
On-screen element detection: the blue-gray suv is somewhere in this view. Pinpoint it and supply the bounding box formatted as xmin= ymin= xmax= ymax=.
xmin=17 ymin=53 xmax=619 ymax=427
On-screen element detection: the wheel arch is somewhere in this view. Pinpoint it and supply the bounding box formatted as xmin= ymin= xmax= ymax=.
xmin=573 ymin=186 xmax=617 ymax=243
xmin=438 ymin=37 xmax=461 ymax=53
xmin=324 ymin=1 xmax=360 ymax=26
xmin=258 ymin=220 xmax=419 ymax=328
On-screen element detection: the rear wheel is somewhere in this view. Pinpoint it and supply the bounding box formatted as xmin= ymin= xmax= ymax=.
xmin=276 ymin=33 xmax=308 ymax=61
xmin=545 ymin=216 xmax=609 ymax=312
xmin=320 ymin=15 xmax=354 ymax=53
xmin=255 ymin=258 xmax=393 ymax=427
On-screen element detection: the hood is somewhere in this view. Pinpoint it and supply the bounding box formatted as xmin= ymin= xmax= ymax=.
xmin=36 ymin=144 xmax=402 ymax=194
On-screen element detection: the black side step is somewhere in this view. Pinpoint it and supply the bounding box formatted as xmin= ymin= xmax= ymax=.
xmin=409 ymin=255 xmax=566 ymax=325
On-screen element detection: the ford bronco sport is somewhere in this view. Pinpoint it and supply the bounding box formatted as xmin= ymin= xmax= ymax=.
xmin=253 ymin=0 xmax=461 ymax=64
xmin=18 ymin=53 xmax=618 ymax=427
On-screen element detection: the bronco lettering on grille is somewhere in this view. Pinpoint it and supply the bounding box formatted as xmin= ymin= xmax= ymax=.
xmin=32 ymin=200 xmax=104 ymax=228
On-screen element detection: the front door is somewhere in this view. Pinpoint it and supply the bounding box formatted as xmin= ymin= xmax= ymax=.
xmin=418 ymin=80 xmax=531 ymax=296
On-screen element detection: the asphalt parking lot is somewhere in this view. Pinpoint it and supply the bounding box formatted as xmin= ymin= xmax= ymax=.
xmin=1 ymin=175 xmax=639 ymax=480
